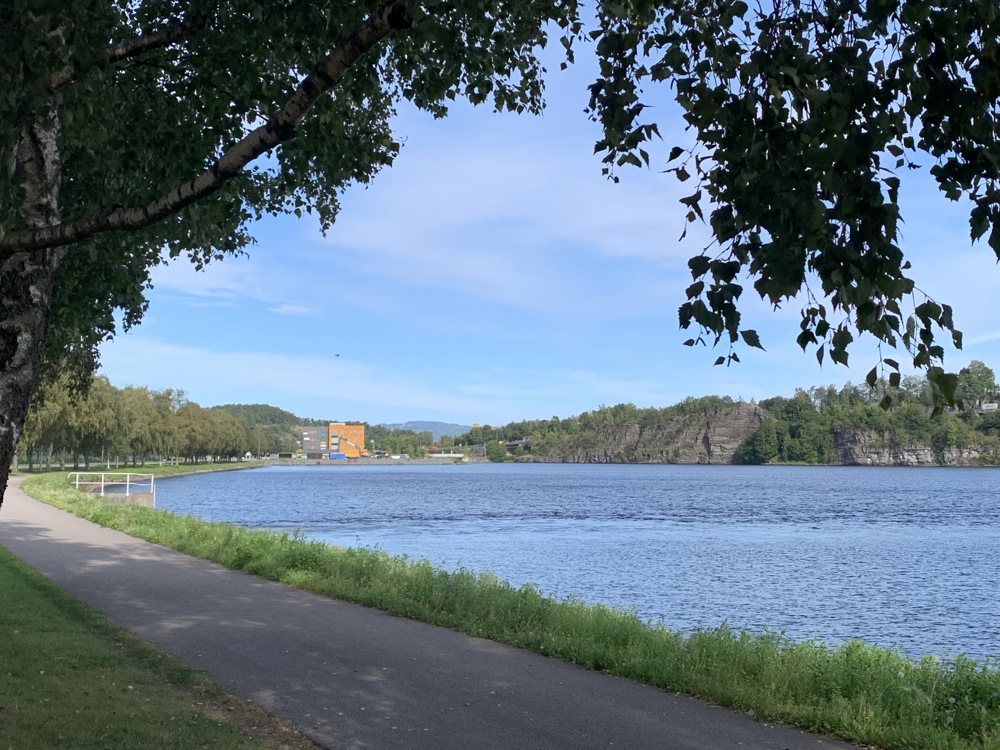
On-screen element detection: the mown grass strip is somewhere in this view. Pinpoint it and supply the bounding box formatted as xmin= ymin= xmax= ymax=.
xmin=0 ymin=541 xmax=317 ymax=750
xmin=22 ymin=471 xmax=1000 ymax=750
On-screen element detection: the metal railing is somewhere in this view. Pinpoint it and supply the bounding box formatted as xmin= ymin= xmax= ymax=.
xmin=69 ymin=472 xmax=155 ymax=504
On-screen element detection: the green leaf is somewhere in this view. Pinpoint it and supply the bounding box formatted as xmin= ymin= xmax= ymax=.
xmin=740 ymin=329 xmax=764 ymax=349
xmin=970 ymin=204 xmax=989 ymax=241
xmin=688 ymin=255 xmax=711 ymax=278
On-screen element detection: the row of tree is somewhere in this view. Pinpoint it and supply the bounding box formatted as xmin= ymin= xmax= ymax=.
xmin=456 ymin=361 xmax=1000 ymax=464
xmin=19 ymin=376 xmax=291 ymax=470
xmin=17 ymin=377 xmax=447 ymax=470
xmin=20 ymin=359 xmax=1000 ymax=469
xmin=737 ymin=361 xmax=1000 ymax=465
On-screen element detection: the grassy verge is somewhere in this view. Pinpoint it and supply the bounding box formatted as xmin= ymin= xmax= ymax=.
xmin=0 ymin=542 xmax=318 ymax=750
xmin=22 ymin=472 xmax=1000 ymax=750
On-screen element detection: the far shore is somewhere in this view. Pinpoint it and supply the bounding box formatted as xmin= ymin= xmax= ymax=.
xmin=265 ymin=456 xmax=488 ymax=467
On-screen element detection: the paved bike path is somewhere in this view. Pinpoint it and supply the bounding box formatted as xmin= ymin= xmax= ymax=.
xmin=0 ymin=477 xmax=856 ymax=750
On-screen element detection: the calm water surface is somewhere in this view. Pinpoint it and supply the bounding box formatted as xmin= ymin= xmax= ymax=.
xmin=155 ymin=463 xmax=1000 ymax=662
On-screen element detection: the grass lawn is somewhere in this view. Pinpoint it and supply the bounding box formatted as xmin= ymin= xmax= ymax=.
xmin=0 ymin=541 xmax=317 ymax=750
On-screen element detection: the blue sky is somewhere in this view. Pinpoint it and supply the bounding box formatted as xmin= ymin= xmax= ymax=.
xmin=97 ymin=50 xmax=1000 ymax=426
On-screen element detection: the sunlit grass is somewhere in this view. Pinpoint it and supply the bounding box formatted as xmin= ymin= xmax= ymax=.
xmin=22 ymin=471 xmax=1000 ymax=750
xmin=0 ymin=544 xmax=299 ymax=750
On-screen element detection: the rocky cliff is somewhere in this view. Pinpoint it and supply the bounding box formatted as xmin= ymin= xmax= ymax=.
xmin=532 ymin=402 xmax=999 ymax=466
xmin=537 ymin=402 xmax=765 ymax=464
xmin=833 ymin=429 xmax=996 ymax=466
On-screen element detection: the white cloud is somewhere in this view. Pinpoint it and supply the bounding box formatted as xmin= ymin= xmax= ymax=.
xmin=311 ymin=104 xmax=702 ymax=314
xmin=965 ymin=330 xmax=1000 ymax=347
xmin=99 ymin=337 xmax=516 ymax=423
xmin=152 ymin=256 xmax=260 ymax=299
xmin=268 ymin=304 xmax=318 ymax=317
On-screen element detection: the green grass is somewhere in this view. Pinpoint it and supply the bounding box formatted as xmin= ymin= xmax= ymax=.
xmin=0 ymin=543 xmax=308 ymax=750
xmin=21 ymin=471 xmax=1000 ymax=750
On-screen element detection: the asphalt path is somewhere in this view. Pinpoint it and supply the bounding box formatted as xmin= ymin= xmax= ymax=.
xmin=0 ymin=477 xmax=858 ymax=750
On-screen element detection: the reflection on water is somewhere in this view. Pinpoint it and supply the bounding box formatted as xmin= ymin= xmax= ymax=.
xmin=155 ymin=463 xmax=1000 ymax=662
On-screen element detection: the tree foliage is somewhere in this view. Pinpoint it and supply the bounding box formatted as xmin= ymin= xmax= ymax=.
xmin=366 ymin=424 xmax=435 ymax=456
xmin=18 ymin=383 xmax=451 ymax=465
xmin=583 ymin=0 xmax=1000 ymax=405
xmin=2 ymin=0 xmax=570 ymax=376
xmin=18 ymin=379 xmax=308 ymax=467
xmin=456 ymin=365 xmax=1000 ymax=465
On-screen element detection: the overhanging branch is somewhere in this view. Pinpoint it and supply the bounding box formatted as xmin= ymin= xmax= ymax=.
xmin=4 ymin=0 xmax=412 ymax=256
xmin=50 ymin=15 xmax=208 ymax=92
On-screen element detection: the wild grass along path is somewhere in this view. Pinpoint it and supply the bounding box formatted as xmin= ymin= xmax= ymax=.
xmin=0 ymin=477 xmax=856 ymax=750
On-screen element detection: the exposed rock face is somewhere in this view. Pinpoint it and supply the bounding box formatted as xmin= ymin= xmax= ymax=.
xmin=534 ymin=404 xmax=999 ymax=466
xmin=539 ymin=402 xmax=765 ymax=464
xmin=834 ymin=429 xmax=995 ymax=466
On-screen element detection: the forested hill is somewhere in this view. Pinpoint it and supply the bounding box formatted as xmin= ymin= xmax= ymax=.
xmin=455 ymin=365 xmax=1000 ymax=466
xmin=211 ymin=404 xmax=326 ymax=428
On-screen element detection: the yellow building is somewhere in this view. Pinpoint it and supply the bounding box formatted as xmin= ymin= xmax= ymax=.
xmin=327 ymin=423 xmax=368 ymax=458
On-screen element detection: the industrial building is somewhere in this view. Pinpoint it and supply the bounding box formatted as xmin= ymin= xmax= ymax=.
xmin=298 ymin=423 xmax=368 ymax=459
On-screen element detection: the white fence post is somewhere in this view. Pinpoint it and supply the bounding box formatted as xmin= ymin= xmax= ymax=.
xmin=68 ymin=473 xmax=155 ymax=506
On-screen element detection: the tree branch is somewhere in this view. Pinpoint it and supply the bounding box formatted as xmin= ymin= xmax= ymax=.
xmin=50 ymin=15 xmax=208 ymax=92
xmin=106 ymin=15 xmax=208 ymax=66
xmin=6 ymin=0 xmax=411 ymax=254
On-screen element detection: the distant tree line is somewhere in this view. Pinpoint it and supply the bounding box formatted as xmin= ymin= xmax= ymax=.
xmin=736 ymin=361 xmax=1000 ymax=465
xmin=454 ymin=396 xmax=741 ymax=462
xmin=18 ymin=376 xmax=305 ymax=470
xmin=17 ymin=378 xmax=455 ymax=470
xmin=365 ymin=425 xmax=437 ymax=458
xmin=22 ymin=360 xmax=999 ymax=469
xmin=456 ymin=361 xmax=1000 ymax=464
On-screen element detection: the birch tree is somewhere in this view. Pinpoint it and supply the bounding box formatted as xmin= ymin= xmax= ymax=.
xmin=1 ymin=0 xmax=570 ymax=501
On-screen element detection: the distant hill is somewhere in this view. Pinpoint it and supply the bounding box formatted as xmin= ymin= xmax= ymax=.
xmin=211 ymin=403 xmax=326 ymax=428
xmin=210 ymin=403 xmax=324 ymax=454
xmin=380 ymin=421 xmax=472 ymax=441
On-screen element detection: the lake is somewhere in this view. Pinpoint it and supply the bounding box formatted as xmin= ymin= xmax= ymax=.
xmin=154 ymin=462 xmax=1000 ymax=663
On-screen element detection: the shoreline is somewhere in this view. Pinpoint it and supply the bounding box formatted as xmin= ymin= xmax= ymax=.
xmin=264 ymin=456 xmax=488 ymax=467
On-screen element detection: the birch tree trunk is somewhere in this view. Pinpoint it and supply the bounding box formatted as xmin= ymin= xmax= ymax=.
xmin=0 ymin=121 xmax=65 ymax=507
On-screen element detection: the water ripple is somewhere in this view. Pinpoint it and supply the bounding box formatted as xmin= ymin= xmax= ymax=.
xmin=155 ymin=463 xmax=1000 ymax=663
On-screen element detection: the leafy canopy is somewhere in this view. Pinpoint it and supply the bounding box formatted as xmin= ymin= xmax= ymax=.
xmin=583 ymin=0 xmax=1000 ymax=406
xmin=2 ymin=0 xmax=574 ymax=376
xmin=5 ymin=0 xmax=1000 ymax=405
